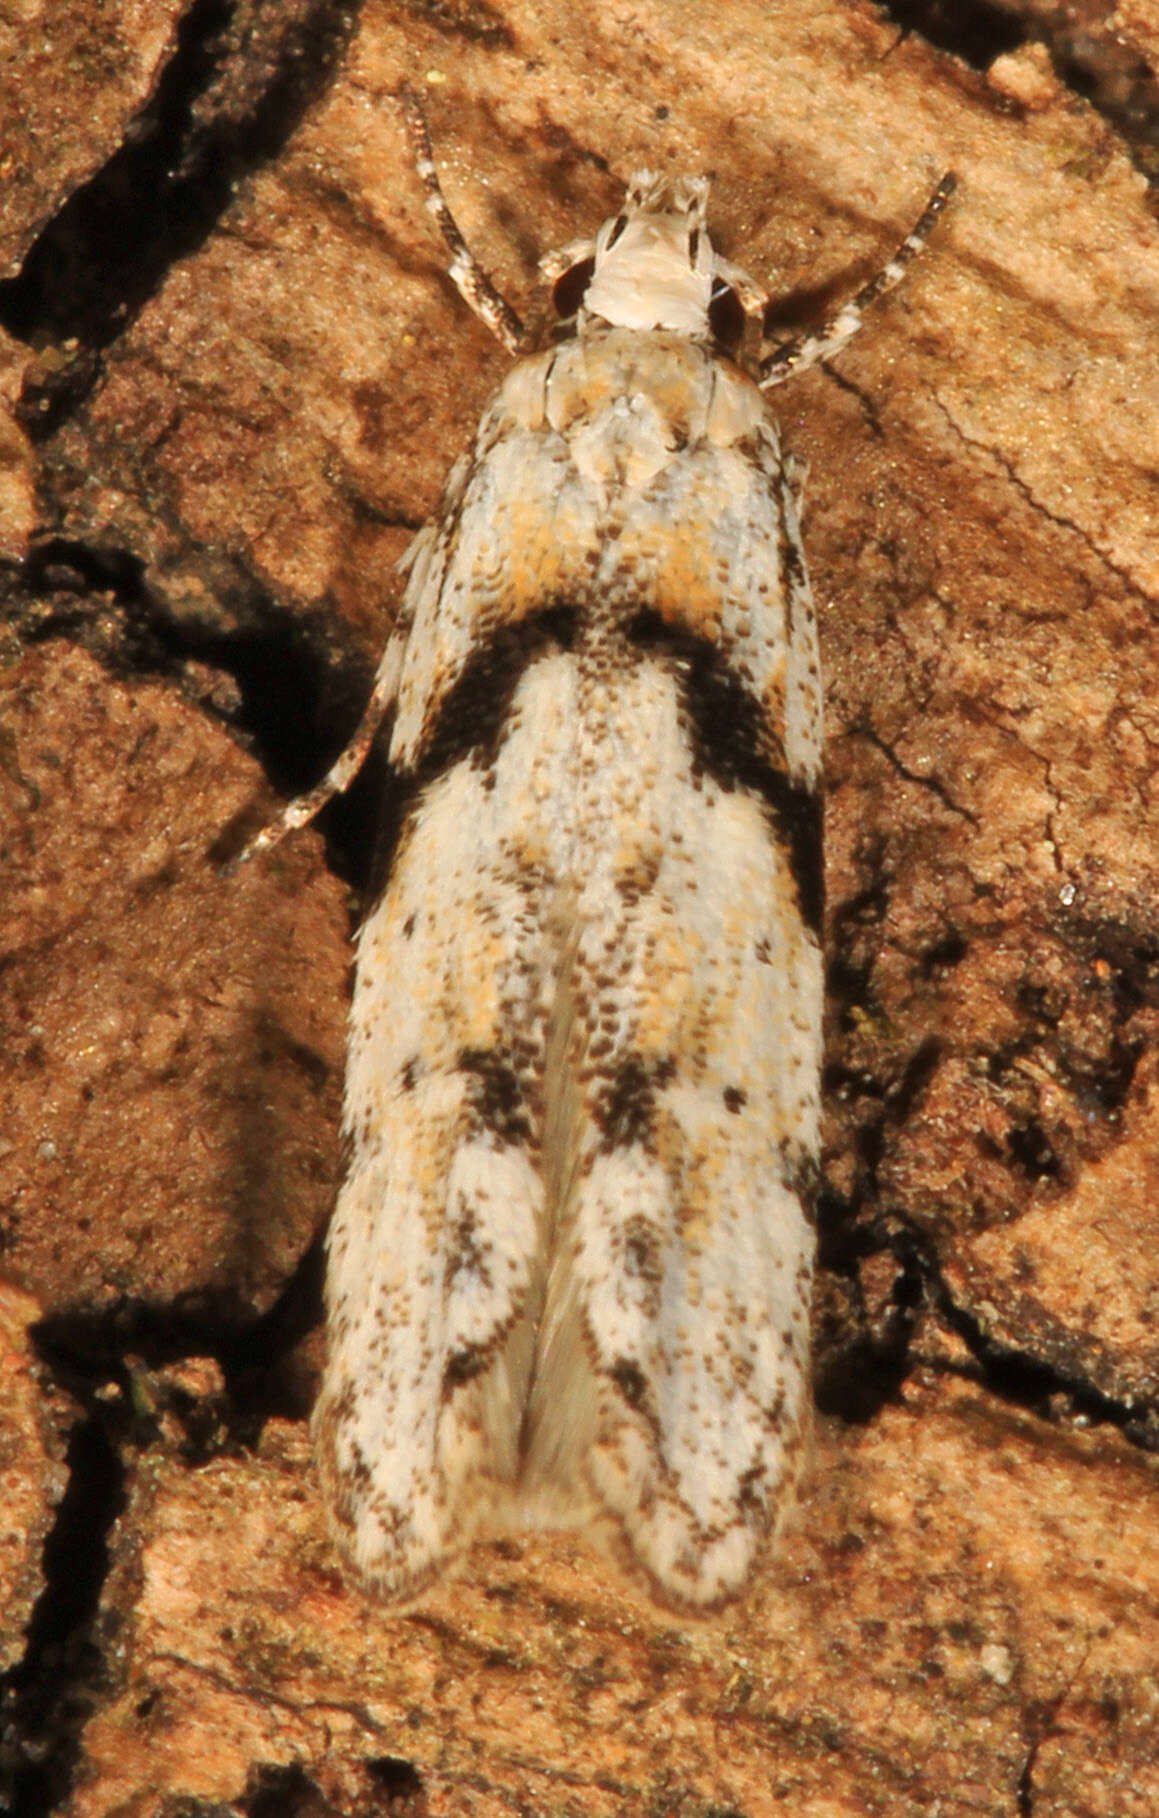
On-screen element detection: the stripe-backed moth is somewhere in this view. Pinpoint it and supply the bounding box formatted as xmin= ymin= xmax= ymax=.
xmin=243 ymin=97 xmax=954 ymax=1610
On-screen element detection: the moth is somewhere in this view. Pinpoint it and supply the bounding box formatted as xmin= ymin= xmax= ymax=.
xmin=247 ymin=98 xmax=953 ymax=1608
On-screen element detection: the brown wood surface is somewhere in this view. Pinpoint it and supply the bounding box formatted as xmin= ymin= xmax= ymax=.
xmin=2 ymin=1 xmax=1158 ymax=1812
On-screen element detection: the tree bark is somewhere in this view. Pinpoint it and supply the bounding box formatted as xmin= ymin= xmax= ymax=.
xmin=2 ymin=1 xmax=1158 ymax=1812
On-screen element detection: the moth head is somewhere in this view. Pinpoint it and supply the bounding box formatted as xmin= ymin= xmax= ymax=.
xmin=545 ymin=173 xmax=719 ymax=338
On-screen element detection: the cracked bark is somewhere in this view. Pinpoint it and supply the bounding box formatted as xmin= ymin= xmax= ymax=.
xmin=2 ymin=0 xmax=1159 ymax=1815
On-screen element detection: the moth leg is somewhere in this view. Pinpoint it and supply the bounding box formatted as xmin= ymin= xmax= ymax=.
xmin=230 ymin=635 xmax=404 ymax=869
xmin=713 ymin=253 xmax=769 ymax=318
xmin=759 ymin=170 xmax=956 ymax=389
xmin=398 ymin=86 xmax=526 ymax=355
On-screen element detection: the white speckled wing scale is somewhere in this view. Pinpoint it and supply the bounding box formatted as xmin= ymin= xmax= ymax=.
xmin=298 ymin=123 xmax=953 ymax=1610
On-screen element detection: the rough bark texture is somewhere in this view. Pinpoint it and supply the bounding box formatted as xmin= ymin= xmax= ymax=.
xmin=0 ymin=1282 xmax=70 ymax=1674
xmin=2 ymin=0 xmax=1158 ymax=1812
